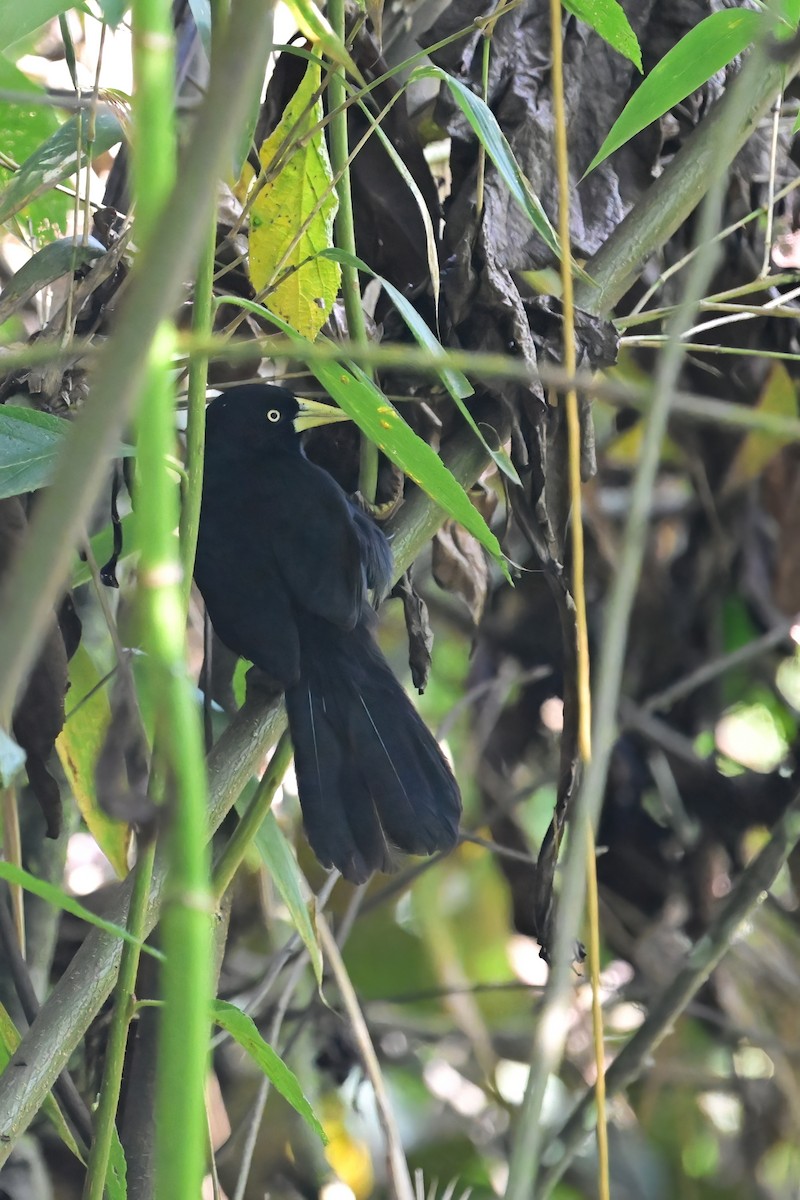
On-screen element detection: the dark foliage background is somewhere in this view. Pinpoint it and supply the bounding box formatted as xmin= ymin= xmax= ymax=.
xmin=0 ymin=0 xmax=799 ymax=1197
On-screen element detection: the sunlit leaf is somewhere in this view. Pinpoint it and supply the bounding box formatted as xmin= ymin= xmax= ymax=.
xmin=283 ymin=0 xmax=360 ymax=77
xmin=585 ymin=8 xmax=766 ymax=175
xmin=213 ymin=1000 xmax=327 ymax=1141
xmin=775 ymin=0 xmax=800 ymax=34
xmin=0 ymin=58 xmax=68 ymax=242
xmin=249 ymin=61 xmax=340 ymax=340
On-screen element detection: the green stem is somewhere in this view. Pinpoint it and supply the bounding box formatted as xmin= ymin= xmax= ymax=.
xmin=212 ymin=729 xmax=294 ymax=901
xmin=326 ymin=0 xmax=377 ymax=501
xmin=181 ymin=220 xmax=215 ymax=611
xmin=82 ymin=842 xmax=155 ymax=1200
xmin=475 ymin=34 xmax=489 ymax=219
xmin=138 ymin=338 xmax=214 ymax=1200
xmin=130 ymin=0 xmax=213 ymax=1194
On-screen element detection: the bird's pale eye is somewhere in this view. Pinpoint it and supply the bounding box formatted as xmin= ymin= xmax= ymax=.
xmin=266 ymin=409 xmax=281 ymax=423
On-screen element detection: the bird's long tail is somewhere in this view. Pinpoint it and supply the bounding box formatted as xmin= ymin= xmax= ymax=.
xmin=285 ymin=611 xmax=461 ymax=882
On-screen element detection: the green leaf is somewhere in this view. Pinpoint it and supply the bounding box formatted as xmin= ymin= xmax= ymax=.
xmin=0 ymin=61 xmax=58 ymax=158
xmin=0 ymin=109 xmax=125 ymax=228
xmin=348 ymin=352 xmax=512 ymax=576
xmin=212 ymin=999 xmax=327 ymax=1141
xmin=0 ymin=58 xmax=68 ymax=242
xmin=0 ymin=404 xmax=133 ymax=501
xmin=0 ymin=0 xmax=81 ymax=53
xmin=776 ymin=0 xmax=800 ymax=33
xmin=218 ymin=296 xmax=510 ymax=579
xmin=106 ymin=1130 xmax=128 ymax=1200
xmin=57 ymin=645 xmax=131 ymax=877
xmin=238 ymin=803 xmax=323 ymax=985
xmin=249 ymin=60 xmax=340 ymax=340
xmin=585 ymin=8 xmax=766 ymax=175
xmin=0 ymin=1000 xmax=85 ymax=1163
xmin=411 ymin=65 xmax=569 ymax=271
xmin=320 ymin=247 xmax=520 ymax=485
xmin=562 ymin=0 xmax=641 ymax=70
xmin=0 ymin=240 xmax=104 ymax=326
xmin=0 ymin=405 xmax=69 ymax=499
xmin=0 ymin=861 xmax=163 ymax=957
xmin=96 ymin=0 xmax=129 ymax=27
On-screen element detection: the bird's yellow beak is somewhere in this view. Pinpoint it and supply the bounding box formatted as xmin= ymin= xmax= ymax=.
xmin=294 ymin=396 xmax=351 ymax=433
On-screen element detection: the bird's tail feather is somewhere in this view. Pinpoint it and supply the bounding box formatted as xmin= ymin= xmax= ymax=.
xmin=285 ymin=613 xmax=461 ymax=882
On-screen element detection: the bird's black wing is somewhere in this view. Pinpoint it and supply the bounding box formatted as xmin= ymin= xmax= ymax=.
xmin=350 ymin=504 xmax=393 ymax=603
xmin=265 ymin=454 xmax=368 ymax=631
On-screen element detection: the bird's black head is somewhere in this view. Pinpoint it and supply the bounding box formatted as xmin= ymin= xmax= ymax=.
xmin=205 ymin=384 xmax=348 ymax=451
xmin=205 ymin=385 xmax=300 ymax=452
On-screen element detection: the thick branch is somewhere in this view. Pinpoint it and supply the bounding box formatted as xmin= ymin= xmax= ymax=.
xmin=575 ymin=34 xmax=800 ymax=316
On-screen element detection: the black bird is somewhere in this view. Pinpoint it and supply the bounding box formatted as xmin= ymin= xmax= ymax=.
xmin=195 ymin=384 xmax=461 ymax=882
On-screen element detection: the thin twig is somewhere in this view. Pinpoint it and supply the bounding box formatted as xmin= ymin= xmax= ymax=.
xmin=643 ymin=617 xmax=797 ymax=713
xmin=317 ymin=912 xmax=416 ymax=1200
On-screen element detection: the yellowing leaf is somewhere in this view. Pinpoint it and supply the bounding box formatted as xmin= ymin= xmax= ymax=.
xmin=723 ymin=363 xmax=799 ymax=494
xmin=234 ymin=159 xmax=255 ymax=206
xmin=56 ymin=645 xmax=130 ymax=877
xmin=283 ymin=0 xmax=361 ymax=77
xmin=605 ymin=418 xmax=684 ymax=468
xmin=249 ymin=62 xmax=340 ymax=340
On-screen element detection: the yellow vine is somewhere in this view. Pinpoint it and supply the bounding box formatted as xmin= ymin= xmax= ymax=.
xmin=547 ymin=1 xmax=610 ymax=1197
